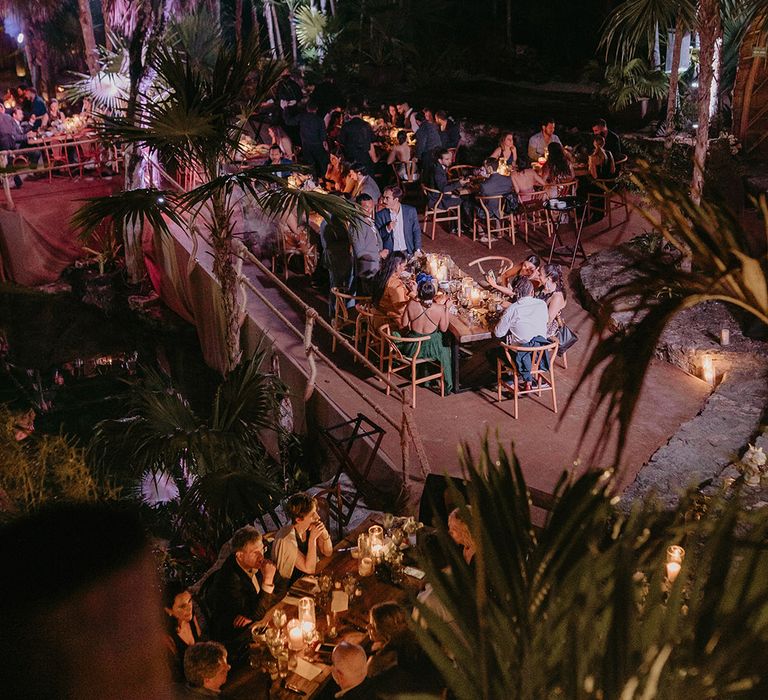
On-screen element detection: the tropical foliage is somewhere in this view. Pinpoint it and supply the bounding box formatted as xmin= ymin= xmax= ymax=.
xmin=413 ymin=438 xmax=768 ymax=700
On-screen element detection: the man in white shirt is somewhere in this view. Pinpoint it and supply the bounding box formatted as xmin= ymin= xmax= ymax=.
xmin=527 ymin=117 xmax=562 ymax=162
xmin=375 ymin=186 xmax=421 ymax=255
xmin=492 ymin=278 xmax=550 ymax=389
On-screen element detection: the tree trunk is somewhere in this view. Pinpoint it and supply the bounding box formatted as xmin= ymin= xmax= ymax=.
xmin=251 ymin=0 xmax=260 ymax=41
xmin=101 ymin=0 xmax=112 ymax=51
xmin=663 ymin=16 xmax=685 ymax=162
xmin=652 ymin=22 xmax=661 ymax=69
xmin=264 ymin=1 xmax=278 ymax=58
xmin=506 ymin=0 xmax=512 ymax=49
xmin=271 ymin=3 xmax=285 ymax=58
xmin=235 ymin=0 xmax=244 ymax=55
xmin=289 ymin=9 xmax=298 ymax=63
xmin=690 ymin=0 xmax=721 ymax=205
xmin=209 ymin=0 xmax=221 ymax=26
xmin=78 ymin=0 xmax=100 ymax=76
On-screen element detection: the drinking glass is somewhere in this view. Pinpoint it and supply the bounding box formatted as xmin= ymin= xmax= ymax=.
xmin=277 ymin=650 xmax=289 ymax=679
xmin=382 ymin=512 xmax=395 ymax=533
xmin=272 ymin=609 xmax=287 ymax=630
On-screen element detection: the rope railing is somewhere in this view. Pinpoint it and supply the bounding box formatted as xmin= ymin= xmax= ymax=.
xmin=138 ymin=152 xmax=432 ymax=484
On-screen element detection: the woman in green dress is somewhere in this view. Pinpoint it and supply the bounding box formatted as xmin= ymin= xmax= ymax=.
xmin=400 ymin=279 xmax=454 ymax=393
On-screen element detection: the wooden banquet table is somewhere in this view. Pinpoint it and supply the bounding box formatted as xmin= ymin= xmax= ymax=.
xmin=222 ymin=514 xmax=423 ymax=699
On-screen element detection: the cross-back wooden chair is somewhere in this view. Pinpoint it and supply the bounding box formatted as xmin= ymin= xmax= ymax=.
xmin=421 ymin=185 xmax=461 ymax=240
xmin=473 ymin=194 xmax=516 ymax=248
xmin=496 ymin=340 xmax=559 ymax=419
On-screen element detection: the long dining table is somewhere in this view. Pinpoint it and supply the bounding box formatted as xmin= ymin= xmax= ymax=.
xmin=222 ymin=514 xmax=424 ymax=699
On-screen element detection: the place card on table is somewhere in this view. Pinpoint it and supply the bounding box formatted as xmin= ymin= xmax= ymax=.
xmin=331 ymin=591 xmax=349 ymax=612
xmin=294 ymin=657 xmax=323 ymax=681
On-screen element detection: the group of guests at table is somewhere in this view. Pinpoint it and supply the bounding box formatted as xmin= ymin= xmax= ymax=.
xmin=162 ymin=491 xmax=449 ymax=697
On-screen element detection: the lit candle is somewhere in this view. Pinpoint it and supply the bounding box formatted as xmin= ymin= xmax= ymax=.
xmin=665 ymin=561 xmax=682 ymax=583
xmin=358 ymin=556 xmax=374 ymax=577
xmin=720 ymin=329 xmax=730 ymax=346
xmin=665 ymin=545 xmax=685 ymax=584
xmin=368 ymin=525 xmax=384 ymax=549
xmin=298 ymin=597 xmax=316 ymax=642
xmin=701 ymin=356 xmax=715 ymax=385
xmin=287 ymin=619 xmax=304 ymax=650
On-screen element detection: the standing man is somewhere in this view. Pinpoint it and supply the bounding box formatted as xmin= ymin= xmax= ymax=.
xmin=413 ymin=111 xmax=442 ymax=165
xmin=283 ymin=99 xmax=329 ymax=179
xmin=435 ymin=110 xmax=461 ymax=150
xmin=376 ymin=186 xmax=421 ymax=256
xmin=396 ymin=101 xmax=419 ymax=132
xmin=527 ymin=117 xmax=562 ymax=162
xmin=338 ymin=104 xmax=377 ymax=172
xmin=591 ymin=117 xmax=622 ymax=161
xmin=349 ymin=193 xmax=385 ymax=294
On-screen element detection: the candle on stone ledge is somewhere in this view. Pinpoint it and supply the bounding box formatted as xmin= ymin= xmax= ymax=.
xmin=720 ymin=328 xmax=730 ymax=346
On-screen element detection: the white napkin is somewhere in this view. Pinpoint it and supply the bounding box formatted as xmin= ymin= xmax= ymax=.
xmin=294 ymin=657 xmax=323 ymax=681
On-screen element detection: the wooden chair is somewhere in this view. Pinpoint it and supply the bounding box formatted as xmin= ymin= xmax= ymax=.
xmin=516 ymin=190 xmax=551 ymax=242
xmin=391 ymin=160 xmax=419 ymax=192
xmin=496 ymin=340 xmax=559 ymax=419
xmin=554 ymin=179 xmax=577 ymax=197
xmin=447 ymin=164 xmax=473 ymax=180
xmin=587 ymin=177 xmax=629 ymax=230
xmin=472 ymin=194 xmax=516 ymax=248
xmin=271 ymin=224 xmax=316 ymax=280
xmin=357 ymin=304 xmax=386 ymax=370
xmin=379 ymin=324 xmax=444 ymax=408
xmin=468 ymin=256 xmax=514 ymax=280
xmin=422 ymin=185 xmax=461 ymax=240
xmin=446 ymin=147 xmax=458 ymax=165
xmin=330 ymin=288 xmax=371 ymax=354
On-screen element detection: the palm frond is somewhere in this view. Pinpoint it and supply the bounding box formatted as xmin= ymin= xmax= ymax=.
xmin=571 ymin=161 xmax=768 ymax=464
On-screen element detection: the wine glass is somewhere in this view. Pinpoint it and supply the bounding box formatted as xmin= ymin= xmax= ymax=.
xmin=272 ymin=608 xmax=287 ymax=630
xmin=277 ymin=650 xmax=290 ymax=679
xmin=382 ymin=512 xmax=395 ymax=534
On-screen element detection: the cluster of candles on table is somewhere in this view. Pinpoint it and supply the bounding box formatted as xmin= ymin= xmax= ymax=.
xmin=286 ymin=597 xmax=318 ymax=651
xmin=425 ymin=254 xmax=450 ymax=282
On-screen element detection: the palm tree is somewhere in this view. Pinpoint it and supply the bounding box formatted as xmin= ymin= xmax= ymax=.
xmin=77 ymin=0 xmax=100 ymax=75
xmin=412 ymin=438 xmax=768 ymax=699
xmin=88 ymin=349 xmax=285 ymax=551
xmin=600 ymin=0 xmax=697 ymax=156
xmin=73 ymin=31 xmax=360 ymax=374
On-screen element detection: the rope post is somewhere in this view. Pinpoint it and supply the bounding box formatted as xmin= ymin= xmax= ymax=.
xmin=303 ymin=308 xmax=319 ymax=402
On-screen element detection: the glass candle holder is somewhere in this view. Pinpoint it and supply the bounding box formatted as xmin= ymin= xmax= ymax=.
xmin=368 ymin=525 xmax=385 ymax=561
xmin=286 ymin=619 xmax=305 ymax=651
xmin=298 ymin=597 xmax=316 ymax=642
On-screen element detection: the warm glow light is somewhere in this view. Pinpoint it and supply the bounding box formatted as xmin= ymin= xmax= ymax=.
xmin=358 ymin=555 xmax=374 ymax=577
xmin=16 ymin=33 xmax=24 ymax=45
xmin=665 ymin=545 xmax=685 ymax=583
xmin=701 ymin=356 xmax=715 ymax=385
xmin=287 ymin=619 xmax=305 ymax=650
xmin=666 ymin=561 xmax=682 ymax=583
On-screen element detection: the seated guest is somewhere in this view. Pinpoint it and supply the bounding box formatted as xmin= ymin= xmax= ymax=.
xmin=201 ymin=526 xmax=277 ymax=650
xmin=540 ymin=263 xmax=567 ymax=337
xmin=386 ymin=130 xmax=414 ymax=180
xmin=339 ymin=104 xmax=377 ymax=172
xmin=527 ymin=117 xmax=562 ymax=162
xmin=371 ymin=250 xmax=414 ymax=331
xmin=588 ymin=134 xmax=615 ymax=180
xmin=331 ymin=641 xmax=379 ymax=699
xmin=479 ymin=157 xmax=515 ymax=220
xmin=384 ymin=103 xmax=400 ymax=126
xmin=591 ymin=117 xmax=622 ymax=161
xmin=426 ymin=148 xmax=467 ymax=216
xmin=268 ymin=124 xmax=293 ymax=160
xmin=347 ymin=161 xmax=381 ymax=202
xmin=376 ymin=186 xmax=421 ymax=256
xmin=267 ymin=144 xmax=293 ymax=178
xmin=435 ymin=110 xmax=460 ymax=150
xmin=541 ymin=142 xmax=574 ymax=197
xmin=490 ymin=132 xmax=518 ymax=169
xmin=324 ymin=151 xmax=347 ymax=191
xmin=448 ymin=506 xmax=476 ymax=565
xmin=492 ymin=277 xmax=550 ymax=391
xmin=271 ymin=492 xmax=333 ymax=588
xmin=46 ymin=98 xmax=65 ymax=129
xmin=413 ymin=111 xmax=442 ymax=164
xmin=349 ymin=193 xmax=385 ymax=294
xmin=511 ymin=166 xmax=547 ymax=201
xmin=181 ymin=641 xmax=230 ymax=697
xmin=422 ymin=107 xmax=435 ymax=123
xmin=399 ymin=278 xmax=453 ymax=393
xmin=163 ymin=581 xmax=204 ymax=682
xmin=367 ymin=601 xmax=442 ymax=695
xmin=486 ymin=253 xmax=542 ymax=298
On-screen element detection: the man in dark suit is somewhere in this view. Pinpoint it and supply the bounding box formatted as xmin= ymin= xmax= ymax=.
xmin=376 ymin=185 xmax=421 ymax=255
xmin=338 ymin=104 xmax=376 ymax=172
xmin=413 ymin=111 xmax=442 ymax=164
xmin=479 ymin=157 xmax=514 ymax=217
xmin=0 ymin=106 xmax=26 ymax=188
xmin=329 ymin=642 xmax=381 ymax=699
xmin=591 ymin=117 xmax=622 ymax=161
xmin=201 ymin=526 xmax=277 ymax=656
xmin=283 ymin=99 xmax=329 ymax=179
xmin=435 ymin=110 xmax=460 ymax=149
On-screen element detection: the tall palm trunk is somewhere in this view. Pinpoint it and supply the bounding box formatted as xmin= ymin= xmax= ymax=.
xmin=289 ymin=5 xmax=298 ymax=63
xmin=271 ymin=2 xmax=285 ymax=58
xmin=101 ymin=0 xmax=112 ymax=50
xmin=663 ymin=16 xmax=685 ymax=162
xmin=208 ymin=0 xmax=221 ymax=26
xmin=690 ymin=0 xmax=722 ymax=205
xmin=264 ymin=1 xmax=278 ymax=57
xmin=235 ymin=0 xmax=244 ymax=55
xmin=78 ymin=0 xmax=100 ymax=76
